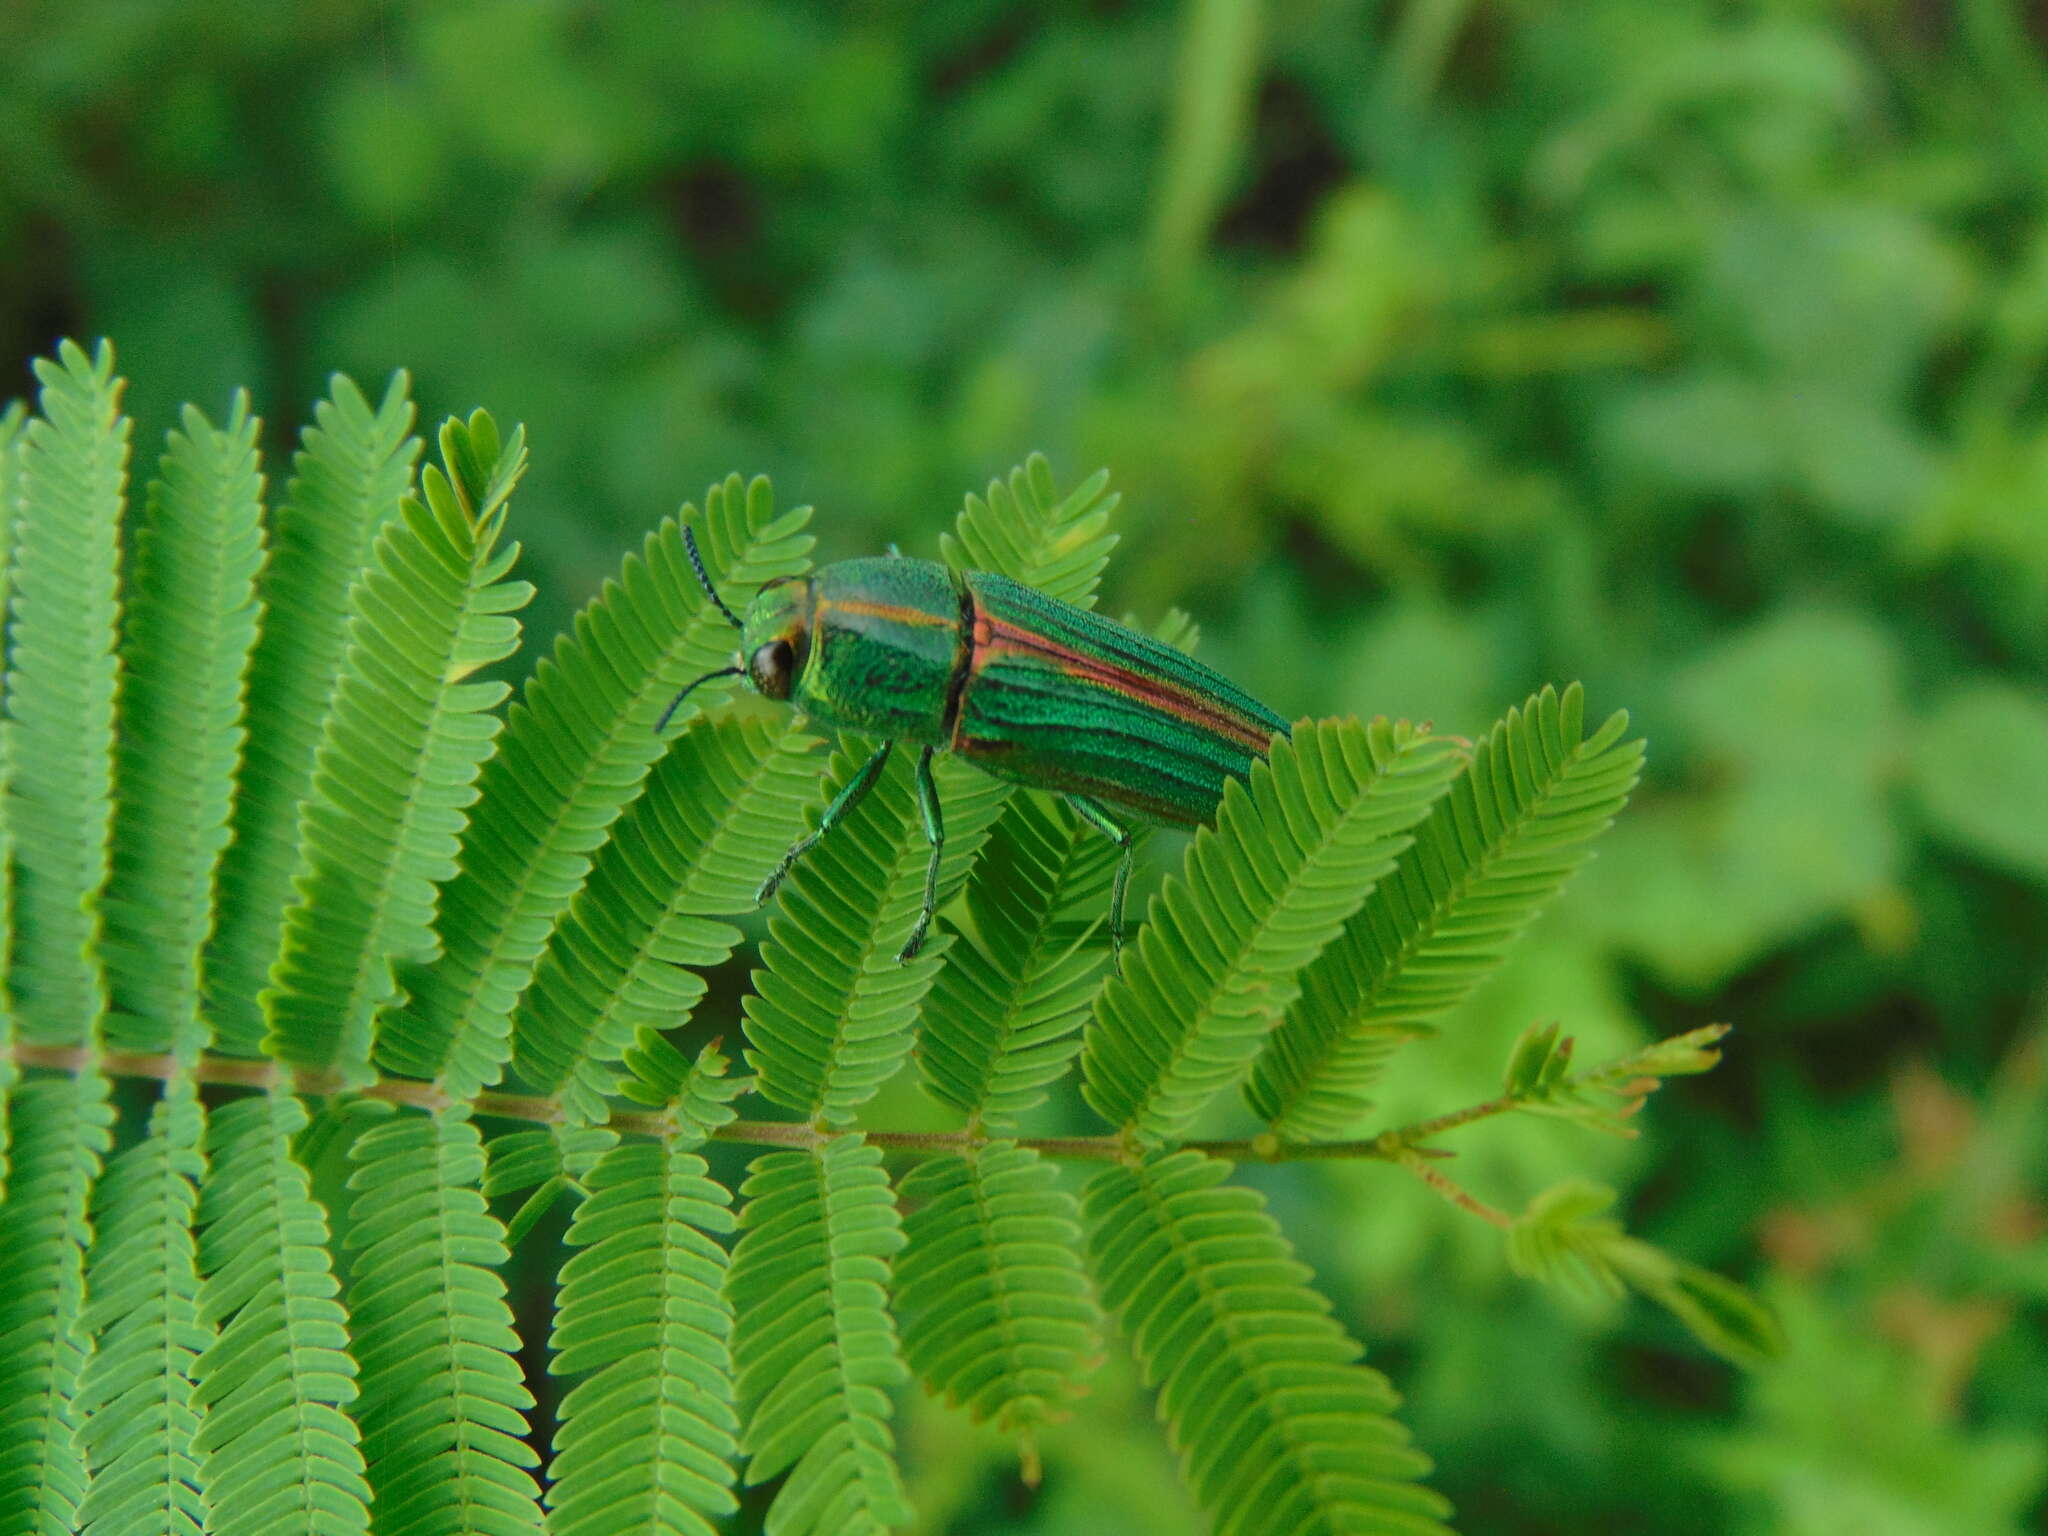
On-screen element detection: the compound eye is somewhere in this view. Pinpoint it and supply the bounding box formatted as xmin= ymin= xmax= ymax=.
xmin=749 ymin=638 xmax=796 ymax=701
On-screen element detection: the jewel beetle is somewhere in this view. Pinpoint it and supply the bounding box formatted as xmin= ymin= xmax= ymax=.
xmin=663 ymin=527 xmax=1289 ymax=965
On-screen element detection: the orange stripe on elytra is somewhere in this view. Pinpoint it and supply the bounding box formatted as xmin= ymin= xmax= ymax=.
xmin=816 ymin=596 xmax=955 ymax=629
xmin=972 ymin=615 xmax=1272 ymax=751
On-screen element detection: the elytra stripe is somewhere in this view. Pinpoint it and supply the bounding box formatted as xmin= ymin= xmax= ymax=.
xmin=969 ymin=614 xmax=1274 ymax=752
xmin=815 ymin=596 xmax=957 ymax=629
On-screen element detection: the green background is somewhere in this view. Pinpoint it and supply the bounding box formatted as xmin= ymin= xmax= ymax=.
xmin=5 ymin=2 xmax=2046 ymax=1530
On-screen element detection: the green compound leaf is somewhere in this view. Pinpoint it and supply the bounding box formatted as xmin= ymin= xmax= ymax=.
xmin=193 ymin=1093 xmax=369 ymax=1536
xmin=345 ymin=1109 xmax=541 ymax=1536
xmin=0 ymin=401 xmax=22 ymax=1172
xmin=744 ymin=457 xmax=1118 ymax=1126
xmin=513 ymin=714 xmax=821 ymax=1124
xmin=616 ymin=1036 xmax=749 ymax=1143
xmin=1082 ymin=718 xmax=1464 ymax=1145
xmin=207 ymin=373 xmax=417 ymax=1058
xmin=387 ymin=475 xmax=814 ymax=1104
xmin=105 ymin=395 xmax=266 ymax=1059
xmin=742 ymin=741 xmax=976 ymax=1123
xmin=547 ymin=1140 xmax=739 ymax=1536
xmin=6 ymin=340 xmax=127 ymax=1049
xmin=1246 ymin=683 xmax=1644 ymax=1141
xmin=0 ymin=1074 xmax=116 ymax=1536
xmin=1509 ymin=1179 xmax=1783 ymax=1368
xmin=1085 ymin=1151 xmax=1452 ymax=1536
xmin=895 ymin=1145 xmax=1099 ymax=1481
xmin=728 ymin=1137 xmax=912 ymax=1536
xmin=917 ymin=792 xmax=1120 ymax=1129
xmin=940 ymin=453 xmax=1120 ymax=603
xmin=263 ymin=413 xmax=531 ymax=1084
xmin=77 ymin=1079 xmax=212 ymax=1536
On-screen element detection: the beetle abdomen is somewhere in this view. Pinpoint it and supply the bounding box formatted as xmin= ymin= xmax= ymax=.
xmin=952 ymin=571 xmax=1287 ymax=826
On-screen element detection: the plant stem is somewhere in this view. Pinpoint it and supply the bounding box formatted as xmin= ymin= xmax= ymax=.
xmin=2 ymin=1040 xmax=1520 ymax=1172
xmin=1391 ymin=1146 xmax=1513 ymax=1228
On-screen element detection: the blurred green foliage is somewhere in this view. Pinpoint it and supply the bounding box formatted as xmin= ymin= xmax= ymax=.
xmin=5 ymin=1 xmax=2045 ymax=1531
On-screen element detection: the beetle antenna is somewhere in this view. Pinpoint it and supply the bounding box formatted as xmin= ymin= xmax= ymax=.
xmin=654 ymin=665 xmax=745 ymax=734
xmin=683 ymin=524 xmax=746 ymax=630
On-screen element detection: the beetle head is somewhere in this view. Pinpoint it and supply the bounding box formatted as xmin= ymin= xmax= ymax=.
xmin=738 ymin=577 xmax=813 ymax=702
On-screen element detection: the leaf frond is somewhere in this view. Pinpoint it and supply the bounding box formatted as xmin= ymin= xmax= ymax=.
xmin=514 ymin=714 xmax=821 ymax=1124
xmin=262 ymin=419 xmax=532 ymax=1082
xmin=917 ymin=792 xmax=1119 ymax=1128
xmin=1082 ymin=718 xmax=1465 ymax=1144
xmin=895 ymin=1144 xmax=1099 ymax=1477
xmin=344 ymin=1108 xmax=542 ymax=1536
xmin=727 ymin=1137 xmax=912 ymax=1536
xmin=206 ymin=373 xmax=417 ymax=1057
xmin=0 ymin=1074 xmax=115 ymax=1536
xmin=1245 ymin=684 xmax=1645 ymax=1140
xmin=193 ymin=1092 xmax=369 ymax=1536
xmin=0 ymin=399 xmax=24 ymax=1169
xmin=745 ymin=458 xmax=1119 ymax=1124
xmin=105 ymin=394 xmax=266 ymax=1058
xmin=1509 ymin=1179 xmax=1782 ymax=1368
xmin=617 ymin=1036 xmax=749 ymax=1144
xmin=939 ymin=452 xmax=1119 ymax=605
xmin=387 ymin=474 xmax=813 ymax=1104
xmin=1085 ymin=1151 xmax=1452 ymax=1536
xmin=6 ymin=339 xmax=127 ymax=1048
xmin=77 ymin=1078 xmax=211 ymax=1536
xmin=547 ymin=1139 xmax=740 ymax=1536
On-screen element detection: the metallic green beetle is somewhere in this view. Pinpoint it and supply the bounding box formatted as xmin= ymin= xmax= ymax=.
xmin=666 ymin=528 xmax=1289 ymax=963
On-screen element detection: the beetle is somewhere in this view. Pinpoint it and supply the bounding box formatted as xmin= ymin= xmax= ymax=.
xmin=663 ymin=527 xmax=1289 ymax=965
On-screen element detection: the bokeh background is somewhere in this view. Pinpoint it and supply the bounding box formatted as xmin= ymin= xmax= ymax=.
xmin=6 ymin=2 xmax=2048 ymax=1531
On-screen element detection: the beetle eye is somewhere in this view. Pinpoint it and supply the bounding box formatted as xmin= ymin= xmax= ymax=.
xmin=749 ymin=639 xmax=796 ymax=701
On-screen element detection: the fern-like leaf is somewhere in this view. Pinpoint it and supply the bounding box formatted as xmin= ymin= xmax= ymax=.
xmin=1081 ymin=719 xmax=1464 ymax=1145
xmin=0 ymin=399 xmax=25 ymax=1179
xmin=917 ymin=793 xmax=1120 ymax=1128
xmin=728 ymin=1137 xmax=911 ymax=1536
xmin=547 ymin=1140 xmax=739 ymax=1536
xmin=1085 ymin=1151 xmax=1452 ymax=1536
xmin=0 ymin=392 xmax=23 ymax=514
xmin=262 ymin=413 xmax=531 ymax=1083
xmin=345 ymin=1108 xmax=541 ymax=1536
xmin=1508 ymin=1179 xmax=1782 ymax=1367
xmin=193 ymin=1093 xmax=369 ymax=1536
xmin=616 ymin=1036 xmax=746 ymax=1129
xmin=744 ymin=458 xmax=1117 ymax=1124
xmin=740 ymin=742 xmax=972 ymax=1122
xmin=481 ymin=1122 xmax=618 ymax=1247
xmin=0 ymin=1074 xmax=115 ymax=1536
xmin=1245 ymin=684 xmax=1644 ymax=1140
xmin=386 ymin=475 xmax=813 ymax=1103
xmin=105 ymin=395 xmax=266 ymax=1058
xmin=76 ymin=1078 xmax=212 ymax=1535
xmin=6 ymin=340 xmax=127 ymax=1048
xmin=939 ymin=454 xmax=1119 ymax=599
xmin=894 ymin=1144 xmax=1098 ymax=1479
xmin=514 ymin=714 xmax=821 ymax=1124
xmin=207 ymin=374 xmax=417 ymax=1057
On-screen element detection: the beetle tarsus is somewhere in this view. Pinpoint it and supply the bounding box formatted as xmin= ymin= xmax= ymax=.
xmin=898 ymin=745 xmax=944 ymax=963
xmin=1067 ymin=793 xmax=1134 ymax=974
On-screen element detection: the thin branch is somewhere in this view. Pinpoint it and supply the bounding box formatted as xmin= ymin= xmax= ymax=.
xmin=1391 ymin=1146 xmax=1513 ymax=1228
xmin=0 ymin=1038 xmax=1586 ymax=1177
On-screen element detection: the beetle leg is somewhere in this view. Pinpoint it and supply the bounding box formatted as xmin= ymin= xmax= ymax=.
xmin=758 ymin=740 xmax=895 ymax=906
xmin=1066 ymin=794 xmax=1135 ymax=974
xmin=898 ymin=745 xmax=945 ymax=961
